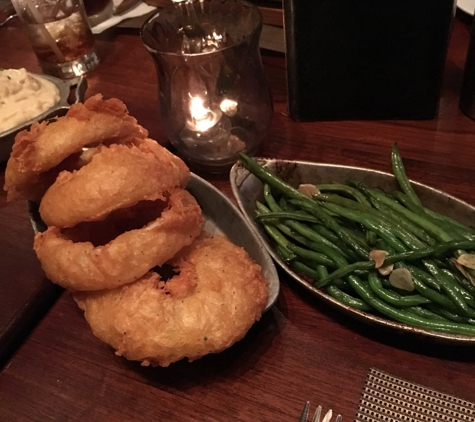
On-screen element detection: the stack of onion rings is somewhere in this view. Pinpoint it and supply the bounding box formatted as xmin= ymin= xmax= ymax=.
xmin=3 ymin=94 xmax=269 ymax=367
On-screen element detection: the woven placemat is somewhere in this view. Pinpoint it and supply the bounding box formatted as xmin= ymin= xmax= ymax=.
xmin=355 ymin=368 xmax=475 ymax=422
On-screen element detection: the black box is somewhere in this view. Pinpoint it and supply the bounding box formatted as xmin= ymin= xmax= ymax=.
xmin=283 ymin=0 xmax=456 ymax=121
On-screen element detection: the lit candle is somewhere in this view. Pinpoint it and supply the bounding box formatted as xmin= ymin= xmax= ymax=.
xmin=186 ymin=95 xmax=221 ymax=132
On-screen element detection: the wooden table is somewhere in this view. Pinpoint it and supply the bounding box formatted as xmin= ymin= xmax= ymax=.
xmin=1 ymin=9 xmax=475 ymax=422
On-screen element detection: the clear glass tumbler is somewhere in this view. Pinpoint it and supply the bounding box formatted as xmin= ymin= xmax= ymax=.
xmin=12 ymin=0 xmax=99 ymax=79
xmin=141 ymin=0 xmax=273 ymax=173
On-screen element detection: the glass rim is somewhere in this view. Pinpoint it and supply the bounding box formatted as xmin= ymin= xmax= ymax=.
xmin=140 ymin=0 xmax=263 ymax=57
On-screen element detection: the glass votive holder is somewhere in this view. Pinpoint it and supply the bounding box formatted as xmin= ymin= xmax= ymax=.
xmin=141 ymin=0 xmax=273 ymax=173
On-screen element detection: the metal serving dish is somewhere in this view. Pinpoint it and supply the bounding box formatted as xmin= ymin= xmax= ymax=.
xmin=230 ymin=157 xmax=475 ymax=343
xmin=0 ymin=74 xmax=87 ymax=163
xmin=28 ymin=172 xmax=280 ymax=313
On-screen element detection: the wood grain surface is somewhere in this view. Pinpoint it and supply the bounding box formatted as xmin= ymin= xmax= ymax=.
xmin=0 ymin=10 xmax=475 ymax=422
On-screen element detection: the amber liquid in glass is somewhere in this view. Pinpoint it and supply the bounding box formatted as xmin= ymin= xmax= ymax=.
xmin=25 ymin=10 xmax=95 ymax=64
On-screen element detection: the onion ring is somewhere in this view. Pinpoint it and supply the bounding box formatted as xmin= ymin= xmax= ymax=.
xmin=4 ymin=94 xmax=148 ymax=202
xmin=73 ymin=232 xmax=269 ymax=367
xmin=34 ymin=189 xmax=204 ymax=291
xmin=39 ymin=139 xmax=190 ymax=228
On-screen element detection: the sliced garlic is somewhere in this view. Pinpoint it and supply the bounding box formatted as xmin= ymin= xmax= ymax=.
xmin=369 ymin=250 xmax=388 ymax=269
xmin=456 ymin=254 xmax=475 ymax=270
xmin=378 ymin=264 xmax=394 ymax=276
xmin=451 ymin=258 xmax=475 ymax=287
xmin=298 ymin=184 xmax=320 ymax=198
xmin=389 ymin=268 xmax=414 ymax=292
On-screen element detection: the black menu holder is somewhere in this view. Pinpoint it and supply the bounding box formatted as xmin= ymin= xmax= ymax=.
xmin=283 ymin=0 xmax=456 ymax=121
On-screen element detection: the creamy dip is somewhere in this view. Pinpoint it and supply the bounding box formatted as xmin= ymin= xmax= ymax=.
xmin=0 ymin=68 xmax=60 ymax=133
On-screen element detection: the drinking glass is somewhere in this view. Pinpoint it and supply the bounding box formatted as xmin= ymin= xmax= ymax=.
xmin=141 ymin=0 xmax=273 ymax=173
xmin=12 ymin=0 xmax=99 ymax=79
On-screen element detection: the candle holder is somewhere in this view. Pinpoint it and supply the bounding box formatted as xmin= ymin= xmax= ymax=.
xmin=141 ymin=0 xmax=273 ymax=173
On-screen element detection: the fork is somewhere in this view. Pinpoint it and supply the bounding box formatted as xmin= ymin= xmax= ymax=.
xmin=298 ymin=402 xmax=342 ymax=422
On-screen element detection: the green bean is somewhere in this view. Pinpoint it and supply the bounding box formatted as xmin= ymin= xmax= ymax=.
xmin=316 ymin=183 xmax=373 ymax=205
xmin=257 ymin=212 xmax=320 ymax=224
xmin=258 ymin=219 xmax=295 ymax=262
xmin=287 ymin=199 xmax=370 ymax=259
xmin=400 ymin=263 xmax=441 ymax=291
xmin=257 ymin=203 xmax=314 ymax=247
xmin=439 ymin=269 xmax=475 ymax=308
xmin=367 ymin=273 xmax=430 ymax=307
xmin=262 ymin=187 xmax=350 ymax=257
xmin=426 ymin=304 xmax=475 ymax=325
xmin=258 ymin=205 xmax=345 ymax=271
xmin=392 ymin=190 xmax=474 ymax=241
xmin=278 ymin=198 xmax=344 ymax=246
xmin=338 ymin=224 xmax=369 ymax=249
xmin=362 ymin=190 xmax=475 ymax=277
xmin=407 ymin=306 xmax=450 ymax=322
xmin=318 ymin=239 xmax=475 ymax=287
xmin=314 ymin=189 xmax=378 ymax=245
xmin=395 ymin=263 xmax=461 ymax=314
xmin=310 ymin=271 xmax=351 ymax=290
xmin=422 ymin=261 xmax=475 ymax=318
xmin=392 ymin=190 xmax=475 ymax=236
xmin=239 ymin=154 xmax=316 ymax=204
xmin=385 ymin=240 xmax=475 ymax=263
xmin=319 ymin=202 xmax=415 ymax=252
xmin=347 ymin=275 xmax=475 ymax=335
xmin=314 ymin=193 xmax=414 ymax=245
xmin=287 ymin=244 xmax=336 ymax=268
xmin=317 ymin=265 xmax=372 ymax=311
xmin=309 ymin=224 xmax=340 ymax=244
xmin=308 ymin=224 xmax=361 ymax=262
xmin=316 ymin=261 xmax=375 ymax=287
xmin=315 ymin=265 xmax=360 ymax=290
xmin=350 ymin=183 xmax=436 ymax=245
xmin=425 ymin=209 xmax=475 ymax=234
xmin=364 ymin=188 xmax=453 ymax=242
xmin=290 ymin=260 xmax=323 ymax=283
xmin=315 ymin=265 xmax=328 ymax=279
xmin=446 ymin=261 xmax=475 ymax=297
xmin=373 ymin=189 xmax=475 ymax=280
xmin=275 ymin=244 xmax=294 ymax=262
xmin=326 ymin=285 xmax=373 ymax=311
xmin=391 ymin=143 xmax=422 ymax=206
xmin=249 ymin=170 xmax=370 ymax=259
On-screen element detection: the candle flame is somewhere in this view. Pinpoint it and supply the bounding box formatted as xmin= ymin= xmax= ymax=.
xmin=189 ymin=96 xmax=219 ymax=132
xmin=190 ymin=97 xmax=209 ymax=121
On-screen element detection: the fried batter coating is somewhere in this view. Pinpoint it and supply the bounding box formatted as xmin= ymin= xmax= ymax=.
xmin=4 ymin=94 xmax=148 ymax=202
xmin=34 ymin=190 xmax=204 ymax=291
xmin=74 ymin=233 xmax=269 ymax=367
xmin=39 ymin=140 xmax=190 ymax=228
